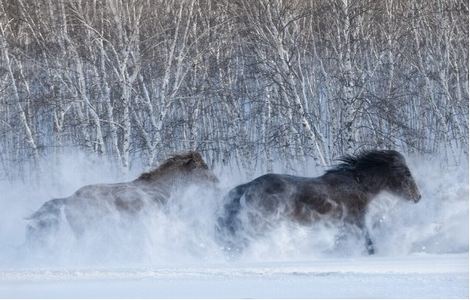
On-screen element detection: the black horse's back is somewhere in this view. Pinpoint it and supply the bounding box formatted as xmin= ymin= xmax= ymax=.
xmin=217 ymin=174 xmax=288 ymax=229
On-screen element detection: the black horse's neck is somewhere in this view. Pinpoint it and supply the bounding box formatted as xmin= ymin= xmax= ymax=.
xmin=356 ymin=168 xmax=389 ymax=198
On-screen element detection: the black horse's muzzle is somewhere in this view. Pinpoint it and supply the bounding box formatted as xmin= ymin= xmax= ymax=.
xmin=413 ymin=193 xmax=422 ymax=203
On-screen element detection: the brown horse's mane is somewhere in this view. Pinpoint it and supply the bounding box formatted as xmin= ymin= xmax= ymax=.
xmin=136 ymin=151 xmax=209 ymax=181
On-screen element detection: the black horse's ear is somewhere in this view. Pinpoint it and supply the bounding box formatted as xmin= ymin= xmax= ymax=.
xmin=354 ymin=173 xmax=363 ymax=183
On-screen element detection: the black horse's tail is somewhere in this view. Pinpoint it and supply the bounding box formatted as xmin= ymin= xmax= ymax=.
xmin=216 ymin=183 xmax=250 ymax=254
xmin=25 ymin=198 xmax=67 ymax=245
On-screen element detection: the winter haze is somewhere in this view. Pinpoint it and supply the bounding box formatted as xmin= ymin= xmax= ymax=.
xmin=0 ymin=0 xmax=468 ymax=298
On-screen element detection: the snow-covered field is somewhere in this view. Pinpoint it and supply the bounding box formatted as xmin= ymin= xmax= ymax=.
xmin=0 ymin=254 xmax=468 ymax=298
xmin=0 ymin=153 xmax=468 ymax=298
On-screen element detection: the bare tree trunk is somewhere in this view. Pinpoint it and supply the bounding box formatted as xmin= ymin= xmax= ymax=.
xmin=0 ymin=29 xmax=40 ymax=161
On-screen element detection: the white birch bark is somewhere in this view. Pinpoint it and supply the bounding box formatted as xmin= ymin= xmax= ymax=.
xmin=0 ymin=28 xmax=40 ymax=161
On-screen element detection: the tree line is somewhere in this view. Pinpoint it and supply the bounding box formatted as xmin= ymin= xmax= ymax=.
xmin=0 ymin=0 xmax=468 ymax=179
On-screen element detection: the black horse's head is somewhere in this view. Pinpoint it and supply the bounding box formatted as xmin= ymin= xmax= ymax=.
xmin=338 ymin=150 xmax=421 ymax=203
xmin=383 ymin=151 xmax=421 ymax=203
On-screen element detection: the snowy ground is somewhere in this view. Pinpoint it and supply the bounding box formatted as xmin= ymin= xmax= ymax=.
xmin=0 ymin=254 xmax=467 ymax=298
xmin=0 ymin=153 xmax=468 ymax=298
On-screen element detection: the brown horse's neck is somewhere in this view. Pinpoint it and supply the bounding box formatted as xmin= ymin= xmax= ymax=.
xmin=135 ymin=169 xmax=184 ymax=184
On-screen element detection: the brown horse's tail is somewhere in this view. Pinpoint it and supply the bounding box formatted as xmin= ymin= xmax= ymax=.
xmin=25 ymin=198 xmax=67 ymax=245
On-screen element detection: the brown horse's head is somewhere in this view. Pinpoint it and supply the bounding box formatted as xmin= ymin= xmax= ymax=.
xmin=137 ymin=151 xmax=219 ymax=185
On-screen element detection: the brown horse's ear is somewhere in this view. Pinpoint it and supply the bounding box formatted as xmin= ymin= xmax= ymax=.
xmin=138 ymin=172 xmax=152 ymax=180
xmin=184 ymin=158 xmax=197 ymax=169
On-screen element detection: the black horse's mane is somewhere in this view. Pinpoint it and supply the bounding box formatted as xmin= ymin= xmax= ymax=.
xmin=327 ymin=150 xmax=405 ymax=174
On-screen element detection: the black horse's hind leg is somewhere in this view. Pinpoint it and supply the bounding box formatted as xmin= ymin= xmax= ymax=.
xmin=216 ymin=211 xmax=245 ymax=258
xmin=364 ymin=229 xmax=374 ymax=255
xmin=217 ymin=198 xmax=241 ymax=236
xmin=216 ymin=184 xmax=249 ymax=257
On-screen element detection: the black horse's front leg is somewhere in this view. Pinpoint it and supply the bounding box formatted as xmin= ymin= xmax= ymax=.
xmin=350 ymin=215 xmax=375 ymax=255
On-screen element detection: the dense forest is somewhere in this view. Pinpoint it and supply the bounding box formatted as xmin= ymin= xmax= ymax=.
xmin=0 ymin=0 xmax=468 ymax=179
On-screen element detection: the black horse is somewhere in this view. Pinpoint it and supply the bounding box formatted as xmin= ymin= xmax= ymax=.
xmin=217 ymin=150 xmax=421 ymax=255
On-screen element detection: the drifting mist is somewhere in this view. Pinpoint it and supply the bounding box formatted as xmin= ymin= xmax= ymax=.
xmin=0 ymin=152 xmax=467 ymax=269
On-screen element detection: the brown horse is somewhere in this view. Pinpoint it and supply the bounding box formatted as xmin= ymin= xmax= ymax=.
xmin=26 ymin=151 xmax=218 ymax=243
xmin=216 ymin=150 xmax=421 ymax=255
